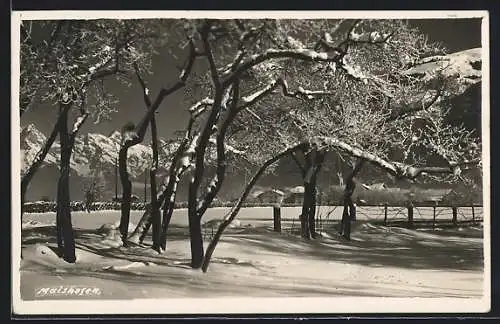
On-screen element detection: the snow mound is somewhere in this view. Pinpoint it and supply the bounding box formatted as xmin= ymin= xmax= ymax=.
xmin=229 ymin=220 xmax=242 ymax=228
xmin=94 ymin=221 xmax=137 ymax=248
xmin=22 ymin=243 xmax=106 ymax=267
xmin=22 ymin=220 xmax=55 ymax=229
xmin=34 ymin=244 xmax=60 ymax=260
xmin=202 ymin=219 xmax=242 ymax=229
xmin=103 ymin=261 xmax=158 ymax=271
xmin=97 ymin=220 xmax=136 ymax=234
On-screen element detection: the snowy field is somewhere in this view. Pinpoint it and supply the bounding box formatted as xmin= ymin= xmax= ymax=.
xmin=18 ymin=207 xmax=484 ymax=303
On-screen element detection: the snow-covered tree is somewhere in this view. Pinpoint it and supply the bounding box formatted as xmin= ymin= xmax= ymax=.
xmin=200 ymin=19 xmax=482 ymax=270
xmin=20 ymin=18 xmax=173 ymax=263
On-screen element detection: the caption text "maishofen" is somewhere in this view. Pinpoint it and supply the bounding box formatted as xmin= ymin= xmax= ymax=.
xmin=35 ymin=286 xmax=102 ymax=297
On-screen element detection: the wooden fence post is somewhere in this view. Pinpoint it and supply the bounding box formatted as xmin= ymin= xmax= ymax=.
xmin=452 ymin=206 xmax=458 ymax=226
xmin=317 ymin=210 xmax=322 ymax=234
xmin=471 ymin=205 xmax=475 ymax=224
xmin=384 ymin=203 xmax=388 ymax=225
xmin=407 ymin=202 xmax=414 ymax=228
xmin=273 ymin=206 xmax=281 ymax=233
xmin=433 ymin=201 xmax=437 ymax=228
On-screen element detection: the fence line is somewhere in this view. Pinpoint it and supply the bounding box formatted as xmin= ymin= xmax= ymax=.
xmin=284 ymin=204 xmax=483 ymax=235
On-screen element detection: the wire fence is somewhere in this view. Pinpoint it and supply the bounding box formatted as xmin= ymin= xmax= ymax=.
xmin=282 ymin=204 xmax=484 ymax=235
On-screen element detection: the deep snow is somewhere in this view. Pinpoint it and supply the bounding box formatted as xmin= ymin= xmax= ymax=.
xmin=18 ymin=207 xmax=484 ymax=304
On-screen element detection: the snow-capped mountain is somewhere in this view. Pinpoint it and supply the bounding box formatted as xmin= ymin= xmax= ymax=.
xmin=404 ymin=48 xmax=482 ymax=92
xmin=21 ymin=124 xmax=180 ymax=179
xmin=19 ymin=124 xmax=247 ymax=201
xmin=21 ymin=124 xmax=58 ymax=169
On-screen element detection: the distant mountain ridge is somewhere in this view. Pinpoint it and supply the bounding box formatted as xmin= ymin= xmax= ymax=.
xmin=21 ymin=124 xmax=180 ymax=179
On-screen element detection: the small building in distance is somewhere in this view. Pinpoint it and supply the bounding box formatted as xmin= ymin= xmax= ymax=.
xmin=256 ymin=189 xmax=285 ymax=206
xmin=360 ymin=182 xmax=388 ymax=191
xmin=283 ymin=186 xmax=305 ymax=204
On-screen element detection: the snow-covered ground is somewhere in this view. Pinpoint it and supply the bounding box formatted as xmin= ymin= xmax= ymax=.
xmin=17 ymin=207 xmax=484 ymax=307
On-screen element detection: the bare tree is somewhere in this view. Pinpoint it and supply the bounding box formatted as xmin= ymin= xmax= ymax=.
xmin=180 ymin=19 xmax=355 ymax=268
xmin=20 ymin=19 xmax=176 ymax=262
xmin=117 ymin=38 xmax=201 ymax=247
xmin=101 ymin=19 xmax=480 ymax=271
xmin=20 ymin=19 xmax=166 ymax=217
xmin=199 ymin=20 xmax=481 ymax=270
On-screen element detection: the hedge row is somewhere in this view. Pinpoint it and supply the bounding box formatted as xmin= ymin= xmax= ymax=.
xmin=22 ymin=200 xmax=306 ymax=213
xmin=23 ymin=201 xmax=149 ymax=213
xmin=23 ymin=198 xmax=481 ymax=214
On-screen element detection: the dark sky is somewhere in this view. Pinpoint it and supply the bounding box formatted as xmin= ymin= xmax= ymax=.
xmin=20 ymin=18 xmax=482 ymax=141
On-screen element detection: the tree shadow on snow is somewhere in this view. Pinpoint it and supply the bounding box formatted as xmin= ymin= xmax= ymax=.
xmin=223 ymin=223 xmax=484 ymax=271
xmin=21 ymin=222 xmax=484 ymax=274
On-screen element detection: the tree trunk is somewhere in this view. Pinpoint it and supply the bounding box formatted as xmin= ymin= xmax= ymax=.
xmin=302 ymin=173 xmax=322 ymax=239
xmin=130 ymin=137 xmax=190 ymax=246
xmin=188 ymin=164 xmax=204 ymax=269
xmin=340 ymin=159 xmax=364 ymax=240
xmin=292 ymin=148 xmax=310 ymax=239
xmin=189 ymin=212 xmax=204 ymax=269
xmin=114 ymin=157 xmax=118 ymax=201
xmin=55 ymin=174 xmax=64 ymax=253
xmin=300 ymin=150 xmax=325 ymax=239
xmin=149 ymin=115 xmax=161 ymax=252
xmin=118 ymin=147 xmax=132 ymax=246
xmin=160 ymin=179 xmax=180 ymax=251
xmin=55 ymin=107 xmax=76 ymax=263
xmin=150 ymin=169 xmax=161 ymax=252
xmin=21 ymin=104 xmax=71 ymax=215
xmin=130 ymin=170 xmax=184 ymax=248
xmin=129 ymin=202 xmax=154 ymax=245
xmin=340 ymin=195 xmax=355 ymax=240
xmin=309 ymin=184 xmax=317 ymax=238
xmin=300 ymin=183 xmax=313 ymax=239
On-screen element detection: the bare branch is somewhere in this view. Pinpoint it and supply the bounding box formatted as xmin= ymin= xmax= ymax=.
xmin=313 ymin=136 xmax=478 ymax=180
xmin=386 ymin=89 xmax=442 ymax=122
xmin=202 ymin=142 xmax=308 ymax=272
xmin=122 ymin=38 xmax=199 ymax=149
xmin=188 ymin=97 xmax=214 ymax=118
xmin=230 ymin=27 xmax=262 ymax=72
xmin=238 ymin=78 xmax=331 ymax=111
xmin=133 ymin=62 xmax=152 ymax=107
xmin=69 ymin=111 xmax=90 ymax=149
xmin=197 ymin=80 xmax=240 ymax=217
xmin=223 ymin=48 xmax=344 ymax=87
xmin=201 ymin=21 xmax=221 ymax=90
xmin=70 ymin=113 xmax=89 ymax=137
xmin=291 ymin=151 xmax=307 ymax=177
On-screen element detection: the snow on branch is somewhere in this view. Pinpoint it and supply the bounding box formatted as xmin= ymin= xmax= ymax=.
xmin=201 ymin=22 xmax=221 ymax=89
xmin=226 ymin=26 xmax=262 ymax=73
xmin=188 ymin=97 xmax=214 ymax=118
xmin=71 ymin=112 xmax=89 ymax=136
xmin=208 ymin=137 xmax=246 ymax=155
xmin=124 ymin=38 xmax=199 ymax=149
xmin=87 ymin=37 xmax=134 ymax=85
xmin=313 ymin=136 xmax=479 ymax=180
xmin=133 ymin=62 xmax=152 ymax=107
xmin=238 ymin=78 xmax=331 ymax=111
xmin=349 ymin=30 xmax=393 ymax=44
xmin=223 ymin=48 xmax=344 ymax=86
xmin=386 ymin=89 xmax=442 ymax=122
xmin=178 ymin=133 xmax=199 ymax=170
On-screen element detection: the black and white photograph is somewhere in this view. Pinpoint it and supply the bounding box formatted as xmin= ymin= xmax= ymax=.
xmin=12 ymin=10 xmax=490 ymax=315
